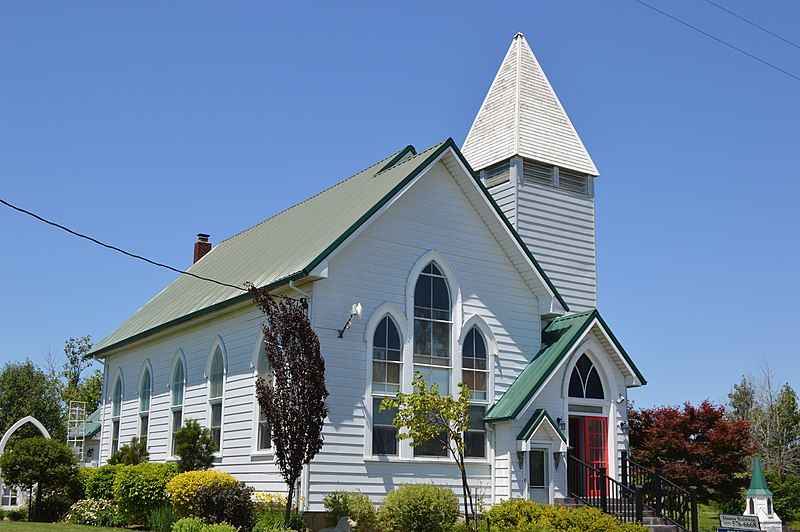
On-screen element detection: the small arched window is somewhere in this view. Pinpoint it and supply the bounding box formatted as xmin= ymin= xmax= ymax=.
xmin=255 ymin=345 xmax=272 ymax=451
xmin=462 ymin=327 xmax=488 ymax=401
xmin=371 ymin=315 xmax=402 ymax=456
xmin=208 ymin=347 xmax=225 ymax=450
xmin=749 ymin=498 xmax=755 ymax=514
xmin=111 ymin=376 xmax=123 ymax=454
xmin=139 ymin=367 xmax=151 ymax=447
xmin=568 ymin=354 xmax=604 ymax=400
xmin=767 ymin=498 xmax=772 ymax=515
xmin=170 ymin=359 xmax=185 ymax=456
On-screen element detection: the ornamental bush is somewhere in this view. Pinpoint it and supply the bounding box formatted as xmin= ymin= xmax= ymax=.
xmin=484 ymin=499 xmax=647 ymax=532
xmin=204 ymin=525 xmax=239 ymax=532
xmin=85 ymin=464 xmax=121 ymax=500
xmin=66 ymin=498 xmax=118 ymax=527
xmin=167 ymin=469 xmax=240 ymax=517
xmin=322 ymin=490 xmax=377 ymax=531
xmin=253 ymin=509 xmax=306 ymax=531
xmin=195 ymin=481 xmax=255 ymax=531
xmin=378 ymin=484 xmax=459 ymax=532
xmin=113 ymin=462 xmax=178 ymax=525
xmin=173 ymin=517 xmax=207 ymax=532
xmin=6 ymin=507 xmax=27 ymax=521
xmin=175 ymin=419 xmax=216 ymax=472
xmin=149 ymin=504 xmax=179 ymax=532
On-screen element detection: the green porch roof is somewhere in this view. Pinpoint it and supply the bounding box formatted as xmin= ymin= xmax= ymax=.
xmin=485 ymin=309 xmax=646 ymax=422
xmin=517 ymin=408 xmax=566 ymax=443
xmin=747 ymin=457 xmax=772 ymax=496
xmin=91 ymin=138 xmax=567 ymax=357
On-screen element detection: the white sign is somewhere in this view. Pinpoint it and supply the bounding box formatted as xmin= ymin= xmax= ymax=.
xmin=719 ymin=514 xmax=761 ymax=531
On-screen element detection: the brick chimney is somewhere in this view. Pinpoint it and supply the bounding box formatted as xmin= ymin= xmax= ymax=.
xmin=193 ymin=233 xmax=212 ymax=263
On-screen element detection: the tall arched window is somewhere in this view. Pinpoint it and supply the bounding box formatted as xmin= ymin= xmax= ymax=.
xmin=413 ymin=262 xmax=451 ymax=456
xmin=255 ymin=346 xmax=272 ymax=451
xmin=462 ymin=326 xmax=488 ymax=458
xmin=372 ymin=315 xmax=402 ymax=456
xmin=568 ymin=354 xmax=604 ymax=400
xmin=170 ymin=359 xmax=185 ymax=456
xmin=139 ymin=367 xmax=151 ymax=447
xmin=208 ymin=347 xmax=225 ymax=451
xmin=111 ymin=376 xmax=123 ymax=454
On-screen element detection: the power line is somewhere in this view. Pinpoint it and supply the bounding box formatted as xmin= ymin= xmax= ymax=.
xmin=702 ymin=0 xmax=800 ymax=50
xmin=0 ymin=197 xmax=247 ymax=292
xmin=631 ymin=0 xmax=800 ymax=83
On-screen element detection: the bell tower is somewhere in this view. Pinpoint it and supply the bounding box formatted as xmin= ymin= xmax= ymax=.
xmin=462 ymin=33 xmax=599 ymax=311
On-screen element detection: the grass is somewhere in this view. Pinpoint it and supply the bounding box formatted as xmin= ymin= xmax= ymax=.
xmin=0 ymin=522 xmax=127 ymax=531
xmin=697 ymin=504 xmax=719 ymax=532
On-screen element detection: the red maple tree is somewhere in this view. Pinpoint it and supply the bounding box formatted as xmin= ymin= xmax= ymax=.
xmin=628 ymin=400 xmax=756 ymax=503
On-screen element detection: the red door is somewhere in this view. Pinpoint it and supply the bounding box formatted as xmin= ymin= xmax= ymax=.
xmin=583 ymin=416 xmax=608 ymax=496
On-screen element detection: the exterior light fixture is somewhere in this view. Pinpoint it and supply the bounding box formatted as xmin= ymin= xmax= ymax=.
xmin=616 ymin=394 xmax=626 ymax=404
xmin=555 ymin=417 xmax=567 ymax=431
xmin=619 ymin=421 xmax=629 ymax=433
xmin=337 ymin=303 xmax=363 ymax=338
xmin=517 ymin=451 xmax=525 ymax=468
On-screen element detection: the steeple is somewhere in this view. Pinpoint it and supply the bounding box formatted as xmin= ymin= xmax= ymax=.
xmin=462 ymin=33 xmax=598 ymax=176
xmin=464 ymin=34 xmax=599 ymax=311
xmin=747 ymin=457 xmax=771 ymax=496
xmin=744 ymin=456 xmax=781 ymax=531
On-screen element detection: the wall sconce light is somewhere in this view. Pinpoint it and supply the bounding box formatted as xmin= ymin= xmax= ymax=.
xmin=555 ymin=417 xmax=566 ymax=431
xmin=553 ymin=451 xmax=565 ymax=470
xmin=619 ymin=421 xmax=629 ymax=433
xmin=616 ymin=394 xmax=626 ymax=404
xmin=516 ymin=451 xmax=525 ymax=468
xmin=337 ymin=303 xmax=363 ymax=338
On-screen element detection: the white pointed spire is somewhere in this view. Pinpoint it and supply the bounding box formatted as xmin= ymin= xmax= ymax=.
xmin=462 ymin=33 xmax=599 ymax=176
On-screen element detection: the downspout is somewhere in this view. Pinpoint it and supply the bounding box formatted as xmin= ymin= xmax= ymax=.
xmin=288 ymin=280 xmax=311 ymax=301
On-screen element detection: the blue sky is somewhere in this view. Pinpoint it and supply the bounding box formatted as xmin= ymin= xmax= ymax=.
xmin=1 ymin=1 xmax=798 ymax=408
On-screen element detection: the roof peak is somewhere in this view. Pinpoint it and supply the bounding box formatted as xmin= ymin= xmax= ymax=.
xmin=747 ymin=456 xmax=772 ymax=495
xmin=462 ymin=33 xmax=599 ymax=176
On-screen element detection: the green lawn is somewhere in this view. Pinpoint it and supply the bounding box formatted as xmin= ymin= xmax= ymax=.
xmin=0 ymin=522 xmax=127 ymax=531
xmin=698 ymin=504 xmax=719 ymax=532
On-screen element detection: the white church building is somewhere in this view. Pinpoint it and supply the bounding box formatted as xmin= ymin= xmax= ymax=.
xmin=90 ymin=33 xmax=647 ymax=512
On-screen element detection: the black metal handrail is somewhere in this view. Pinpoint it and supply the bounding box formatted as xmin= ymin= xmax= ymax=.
xmin=620 ymin=451 xmax=698 ymax=532
xmin=568 ymin=454 xmax=643 ymax=525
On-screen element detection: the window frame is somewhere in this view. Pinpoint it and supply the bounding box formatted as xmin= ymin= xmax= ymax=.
xmin=110 ymin=372 xmax=123 ymax=456
xmin=169 ymin=351 xmax=187 ymax=458
xmin=370 ymin=314 xmax=403 ymax=457
xmin=138 ymin=361 xmax=152 ymax=449
xmin=251 ymin=332 xmax=274 ymax=455
xmin=206 ymin=338 xmax=226 ymax=457
xmin=459 ymin=317 xmax=494 ymax=460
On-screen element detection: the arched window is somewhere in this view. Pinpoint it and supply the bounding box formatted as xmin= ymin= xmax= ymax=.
xmin=255 ymin=345 xmax=272 ymax=451
xmin=208 ymin=347 xmax=225 ymax=451
xmin=568 ymin=354 xmax=604 ymax=400
xmin=111 ymin=376 xmax=123 ymax=454
xmin=767 ymin=498 xmax=772 ymax=515
xmin=462 ymin=326 xmax=488 ymax=458
xmin=413 ymin=262 xmax=451 ymax=456
xmin=371 ymin=315 xmax=402 ymax=456
xmin=170 ymin=359 xmax=185 ymax=456
xmin=139 ymin=367 xmax=151 ymax=447
xmin=749 ymin=498 xmax=755 ymax=514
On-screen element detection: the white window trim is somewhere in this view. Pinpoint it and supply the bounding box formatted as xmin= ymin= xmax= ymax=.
xmin=168 ymin=349 xmax=187 ymax=459
xmin=250 ymin=330 xmax=274 ymax=457
xmin=137 ymin=359 xmax=153 ymax=449
xmin=206 ymin=336 xmax=227 ymax=458
xmin=364 ymin=302 xmax=407 ymax=459
xmin=459 ymin=315 xmax=496 ymax=460
xmin=109 ymin=369 xmax=124 ymax=457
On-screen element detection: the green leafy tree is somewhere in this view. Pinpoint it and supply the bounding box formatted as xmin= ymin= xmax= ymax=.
xmin=0 ymin=360 xmax=66 ymax=442
xmin=61 ymin=335 xmax=94 ymax=390
xmin=108 ymin=436 xmax=149 ymax=465
xmin=0 ymin=437 xmax=76 ymax=521
xmin=381 ymin=374 xmax=478 ymax=531
xmin=63 ymin=370 xmax=103 ymax=414
xmin=174 ymin=420 xmax=216 ymax=472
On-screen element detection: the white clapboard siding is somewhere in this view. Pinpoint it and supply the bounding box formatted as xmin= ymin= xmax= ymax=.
xmin=488 ymin=180 xmax=517 ymax=229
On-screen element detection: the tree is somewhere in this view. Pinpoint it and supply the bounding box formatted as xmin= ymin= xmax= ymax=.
xmin=108 ymin=436 xmax=149 ymax=465
xmin=0 ymin=360 xmax=66 ymax=442
xmin=174 ymin=420 xmax=216 ymax=472
xmin=381 ymin=374 xmax=478 ymax=532
xmin=628 ymin=400 xmax=756 ymax=504
xmin=0 ymin=437 xmax=76 ymax=521
xmin=62 ymin=335 xmax=94 ymax=390
xmin=248 ymin=284 xmax=329 ymax=529
xmin=727 ymin=364 xmax=800 ymax=478
xmin=62 ymin=370 xmax=103 ymax=413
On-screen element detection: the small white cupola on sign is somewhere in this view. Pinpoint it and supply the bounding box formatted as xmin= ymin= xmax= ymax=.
xmin=193 ymin=233 xmax=212 ymax=263
xmin=742 ymin=456 xmax=782 ymax=531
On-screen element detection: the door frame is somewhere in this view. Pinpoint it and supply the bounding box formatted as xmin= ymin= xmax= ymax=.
xmin=524 ymin=440 xmax=554 ymax=504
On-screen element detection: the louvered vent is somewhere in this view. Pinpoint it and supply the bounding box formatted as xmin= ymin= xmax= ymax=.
xmin=558 ymin=169 xmax=589 ymax=195
xmin=483 ymin=161 xmax=510 ymax=187
xmin=523 ymin=159 xmax=554 ymax=186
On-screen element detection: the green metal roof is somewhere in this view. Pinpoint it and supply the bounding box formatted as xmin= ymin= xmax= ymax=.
xmin=84 ymin=408 xmax=101 ymax=438
xmin=517 ymin=408 xmax=566 ymax=443
xmin=90 ymin=138 xmax=567 ymax=358
xmin=485 ymin=309 xmax=646 ymax=422
xmin=747 ymin=457 xmax=772 ymax=496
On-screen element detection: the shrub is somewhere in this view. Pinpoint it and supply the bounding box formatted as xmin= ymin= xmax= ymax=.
xmin=7 ymin=507 xmax=28 ymax=521
xmin=195 ymin=481 xmax=255 ymax=531
xmin=173 ymin=516 xmax=207 ymax=532
xmin=150 ymin=504 xmax=179 ymax=532
xmin=378 ymin=484 xmax=459 ymax=532
xmin=0 ymin=508 xmax=5 ymax=520
xmin=113 ymin=462 xmax=178 ymax=524
xmin=323 ymin=491 xmax=377 ymax=531
xmin=108 ymin=436 xmax=149 ymax=466
xmin=254 ymin=508 xmax=307 ymax=531
xmin=37 ymin=490 xmax=74 ymax=522
xmin=175 ymin=419 xmax=216 ymax=472
xmin=484 ymin=499 xmax=647 ymax=532
xmin=85 ymin=464 xmax=121 ymax=499
xmin=167 ymin=469 xmax=240 ymax=517
xmin=204 ymin=525 xmax=239 ymax=532
xmin=66 ymin=498 xmax=118 ymax=527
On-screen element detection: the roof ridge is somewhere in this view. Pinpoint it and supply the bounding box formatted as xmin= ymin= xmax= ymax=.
xmin=216 ymin=146 xmax=414 ymax=246
xmin=373 ymin=139 xmax=448 ymax=177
